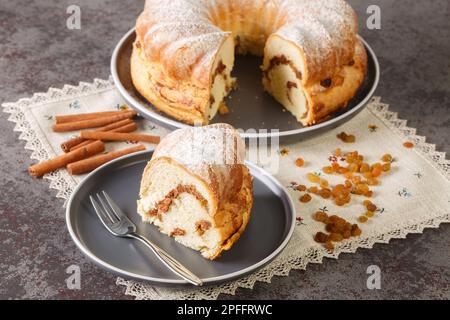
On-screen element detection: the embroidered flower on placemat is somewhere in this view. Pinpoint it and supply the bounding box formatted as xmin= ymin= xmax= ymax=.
xmin=296 ymin=216 xmax=306 ymax=226
xmin=144 ymin=124 xmax=156 ymax=131
xmin=287 ymin=181 xmax=298 ymax=190
xmin=414 ymin=172 xmax=423 ymax=179
xmin=328 ymin=155 xmax=338 ymax=163
xmin=398 ymin=187 xmax=412 ymax=198
xmin=69 ymin=100 xmax=80 ymax=109
xmin=368 ymin=124 xmax=378 ymax=132
xmin=328 ymin=154 xmax=346 ymax=163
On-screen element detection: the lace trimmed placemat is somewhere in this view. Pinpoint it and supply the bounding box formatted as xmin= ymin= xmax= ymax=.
xmin=3 ymin=77 xmax=449 ymax=300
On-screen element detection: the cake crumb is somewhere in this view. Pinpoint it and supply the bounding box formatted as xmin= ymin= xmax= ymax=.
xmin=218 ymin=103 xmax=230 ymax=115
xmin=170 ymin=228 xmax=186 ymax=237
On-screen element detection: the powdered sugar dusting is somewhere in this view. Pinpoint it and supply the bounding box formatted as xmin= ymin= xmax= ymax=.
xmin=153 ymin=123 xmax=245 ymax=167
xmin=151 ymin=123 xmax=246 ymax=190
xmin=136 ymin=0 xmax=358 ymax=84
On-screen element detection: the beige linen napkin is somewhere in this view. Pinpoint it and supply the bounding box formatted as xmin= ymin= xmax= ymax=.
xmin=3 ymin=78 xmax=449 ymax=300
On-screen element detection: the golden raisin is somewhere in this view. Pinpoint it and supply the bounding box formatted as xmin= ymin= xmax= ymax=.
xmin=352 ymin=176 xmax=362 ymax=184
xmin=363 ymin=171 xmax=373 ymax=179
xmin=307 ymin=172 xmax=321 ymax=183
xmin=324 ymin=241 xmax=334 ymax=251
xmin=335 ymin=197 xmax=350 ymax=206
xmin=403 ymin=141 xmax=414 ymax=148
xmin=328 ymin=233 xmax=344 ymax=242
xmin=358 ymin=216 xmax=368 ymax=223
xmin=328 ymin=215 xmax=340 ymax=223
xmin=308 ymin=186 xmax=319 ymax=194
xmin=366 ymin=203 xmax=377 ymax=212
xmin=296 ymin=184 xmax=307 ymax=192
xmin=337 ymin=132 xmax=355 ymax=143
xmin=363 ymin=200 xmax=372 ymax=206
xmin=218 ymin=103 xmax=229 ymax=115
xmin=299 ymin=193 xmax=312 ymax=203
xmin=371 ymin=162 xmax=382 ymax=170
xmin=344 ymin=172 xmax=353 ymax=179
xmin=319 ymin=188 xmax=332 ymax=199
xmin=320 ymin=179 xmax=329 ymax=188
xmin=295 ymin=158 xmax=305 ymax=167
xmin=365 ymin=190 xmax=374 ymax=198
xmin=345 ymin=135 xmax=356 ymax=143
xmin=343 ymin=222 xmax=352 ymax=232
xmin=344 ymin=180 xmax=352 ymax=188
xmin=356 ymin=183 xmax=369 ymax=193
xmin=382 ymin=154 xmax=392 ymax=162
xmin=372 ymin=166 xmax=383 ymax=177
xmin=334 ymin=148 xmax=342 ymax=156
xmin=360 ymin=163 xmax=370 ymax=173
xmin=314 ymin=232 xmax=328 ymax=243
xmin=342 ymin=230 xmax=351 ymax=239
xmin=332 ymin=184 xmax=346 ymax=198
xmin=367 ymin=178 xmax=380 ymax=186
xmin=332 ymin=162 xmax=341 ymax=171
xmin=348 ymin=163 xmax=359 ymax=172
xmin=322 ymin=166 xmax=334 ymax=174
xmin=365 ymin=211 xmax=375 ymax=218
xmin=382 ymin=162 xmax=391 ymax=172
xmin=351 ymin=224 xmax=362 ymax=236
xmin=337 ymin=132 xmax=347 ymax=141
xmin=313 ymin=211 xmax=328 ymax=222
xmin=338 ymin=167 xmax=349 ymax=174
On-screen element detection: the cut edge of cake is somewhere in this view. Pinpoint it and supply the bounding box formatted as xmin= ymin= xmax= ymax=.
xmin=136 ymin=124 xmax=253 ymax=260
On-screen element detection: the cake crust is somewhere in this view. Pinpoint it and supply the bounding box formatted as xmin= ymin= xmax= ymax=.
xmin=131 ymin=45 xmax=209 ymax=125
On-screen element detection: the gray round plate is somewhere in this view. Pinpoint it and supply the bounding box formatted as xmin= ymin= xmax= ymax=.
xmin=66 ymin=150 xmax=295 ymax=286
xmin=111 ymin=29 xmax=379 ymax=141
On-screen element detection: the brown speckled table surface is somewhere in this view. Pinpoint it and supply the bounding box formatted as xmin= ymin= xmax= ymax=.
xmin=0 ymin=0 xmax=449 ymax=299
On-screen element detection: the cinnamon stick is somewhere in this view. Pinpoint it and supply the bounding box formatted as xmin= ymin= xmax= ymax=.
xmin=52 ymin=110 xmax=137 ymax=132
xmin=55 ymin=110 xmax=130 ymax=124
xmin=28 ymin=140 xmax=105 ymax=177
xmin=70 ymin=122 xmax=138 ymax=152
xmin=67 ymin=145 xmax=146 ymax=175
xmin=80 ymin=131 xmax=160 ymax=144
xmin=60 ymin=118 xmax=134 ymax=152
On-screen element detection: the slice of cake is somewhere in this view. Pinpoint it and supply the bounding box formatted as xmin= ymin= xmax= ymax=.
xmin=137 ymin=123 xmax=253 ymax=259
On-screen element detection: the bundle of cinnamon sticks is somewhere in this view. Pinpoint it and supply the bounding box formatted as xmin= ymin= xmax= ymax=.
xmin=28 ymin=109 xmax=160 ymax=177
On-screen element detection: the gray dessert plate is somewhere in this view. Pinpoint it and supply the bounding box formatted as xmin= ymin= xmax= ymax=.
xmin=66 ymin=150 xmax=296 ymax=286
xmin=111 ymin=28 xmax=379 ymax=141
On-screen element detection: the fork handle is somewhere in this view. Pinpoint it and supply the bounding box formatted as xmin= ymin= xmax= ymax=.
xmin=128 ymin=232 xmax=203 ymax=286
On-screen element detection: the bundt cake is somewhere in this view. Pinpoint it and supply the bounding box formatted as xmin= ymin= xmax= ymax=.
xmin=137 ymin=123 xmax=253 ymax=260
xmin=132 ymin=0 xmax=367 ymax=126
